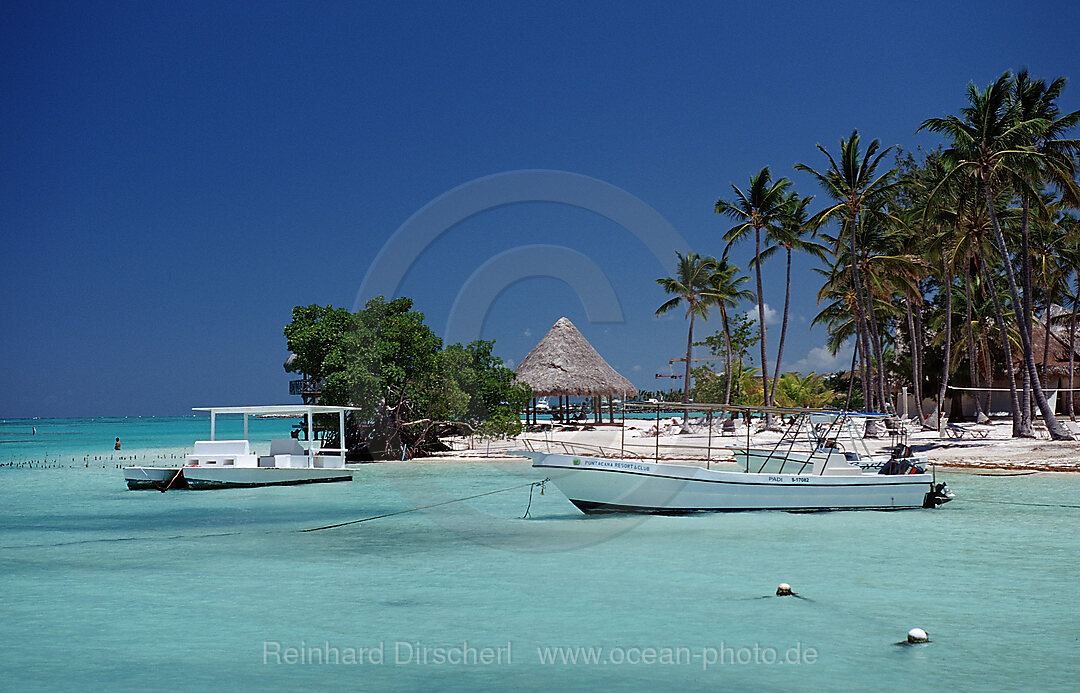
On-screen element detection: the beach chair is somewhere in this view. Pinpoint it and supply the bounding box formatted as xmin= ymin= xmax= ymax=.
xmin=944 ymin=422 xmax=989 ymax=439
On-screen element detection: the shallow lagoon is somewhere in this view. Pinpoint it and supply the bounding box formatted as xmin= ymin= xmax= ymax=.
xmin=2 ymin=419 xmax=1079 ymax=691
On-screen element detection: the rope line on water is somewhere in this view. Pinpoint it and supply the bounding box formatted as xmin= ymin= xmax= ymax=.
xmin=2 ymin=479 xmax=551 ymax=549
xmin=300 ymin=478 xmax=550 ymax=532
xmin=954 ymin=498 xmax=1080 ymax=509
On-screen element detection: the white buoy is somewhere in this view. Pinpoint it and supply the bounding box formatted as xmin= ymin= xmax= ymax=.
xmin=776 ymin=583 xmax=793 ymax=596
xmin=907 ymin=628 xmax=929 ymax=643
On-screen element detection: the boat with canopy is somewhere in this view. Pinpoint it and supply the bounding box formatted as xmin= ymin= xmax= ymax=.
xmin=123 ymin=405 xmax=361 ymax=490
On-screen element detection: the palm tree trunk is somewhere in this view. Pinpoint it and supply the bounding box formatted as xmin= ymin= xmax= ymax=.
xmin=845 ymin=339 xmax=859 ymax=411
xmin=683 ymin=309 xmax=695 ymax=422
xmin=1021 ymin=194 xmax=1034 ymax=425
xmin=769 ymin=248 xmax=793 ymax=406
xmin=905 ymin=300 xmax=926 ymax=422
xmin=978 ymin=329 xmax=992 ymax=414
xmin=907 ymin=300 xmax=924 ymax=418
xmin=983 ymin=181 xmax=1074 ymax=440
xmin=722 ymin=309 xmax=734 ymax=406
xmin=935 ymin=259 xmax=954 ymax=431
xmin=978 ymin=248 xmax=1025 ymax=436
xmin=963 ymin=261 xmax=986 ymax=422
xmin=1069 ymin=287 xmax=1077 ymax=420
xmin=1042 ymin=300 xmax=1053 ymax=381
xmin=847 ymin=213 xmax=874 ymax=410
xmin=754 ymin=226 xmax=771 ymax=418
xmin=862 ymin=276 xmax=888 ymax=411
xmin=850 ymin=291 xmax=872 ymax=410
xmin=914 ymin=300 xmax=929 ymax=423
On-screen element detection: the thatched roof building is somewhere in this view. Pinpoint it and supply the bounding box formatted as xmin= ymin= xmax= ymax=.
xmin=515 ymin=317 xmax=635 ymax=397
xmin=1025 ymin=310 xmax=1080 ymax=381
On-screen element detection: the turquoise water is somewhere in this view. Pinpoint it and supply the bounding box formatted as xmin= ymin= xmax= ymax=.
xmin=0 ymin=416 xmax=300 ymax=466
xmin=2 ymin=419 xmax=1079 ymax=691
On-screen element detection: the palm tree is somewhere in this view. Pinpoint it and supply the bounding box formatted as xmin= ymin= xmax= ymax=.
xmin=656 ymin=251 xmax=721 ymax=415
xmin=773 ymin=372 xmax=837 ymax=409
xmin=757 ymin=191 xmax=828 ymax=407
xmin=919 ymin=72 xmax=1076 ymax=440
xmin=715 ymin=167 xmax=792 ymax=414
xmin=1009 ymin=72 xmax=1080 ymax=424
xmin=918 ymin=147 xmax=1027 ymax=433
xmin=708 ymin=257 xmax=755 ymax=405
xmin=1059 ymin=217 xmax=1080 ymax=419
xmin=796 ymin=131 xmax=898 ymax=412
xmin=886 ymin=154 xmax=936 ymax=424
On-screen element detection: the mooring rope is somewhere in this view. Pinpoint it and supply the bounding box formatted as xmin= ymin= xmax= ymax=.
xmin=2 ymin=478 xmax=552 ymax=550
xmin=300 ymin=478 xmax=551 ymax=532
xmin=522 ymin=478 xmax=546 ymax=518
xmin=954 ymin=498 xmax=1080 ymax=509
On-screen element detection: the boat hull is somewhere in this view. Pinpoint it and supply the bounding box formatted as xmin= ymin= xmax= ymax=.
xmin=517 ymin=452 xmax=937 ymax=513
xmin=124 ymin=467 xmax=188 ymax=490
xmin=124 ymin=466 xmax=352 ymax=490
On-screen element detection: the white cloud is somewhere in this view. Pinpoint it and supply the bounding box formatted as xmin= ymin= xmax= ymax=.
xmin=789 ymin=344 xmax=853 ymax=375
xmin=745 ymin=303 xmax=779 ymax=326
xmin=632 ymin=364 xmax=642 ymax=372
xmin=523 ymin=328 xmax=532 ymax=338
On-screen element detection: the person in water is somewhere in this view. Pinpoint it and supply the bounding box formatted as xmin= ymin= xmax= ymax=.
xmin=115 ymin=437 xmax=121 ymax=450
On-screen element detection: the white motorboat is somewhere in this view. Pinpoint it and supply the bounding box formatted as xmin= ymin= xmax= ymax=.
xmin=515 ymin=449 xmax=952 ymax=513
xmin=124 ymin=405 xmax=360 ymax=490
xmin=512 ymin=404 xmax=953 ymax=513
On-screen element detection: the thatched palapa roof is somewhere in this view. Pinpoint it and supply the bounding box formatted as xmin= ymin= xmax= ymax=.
xmin=1010 ymin=309 xmax=1080 ymax=377
xmin=515 ymin=317 xmax=635 ymax=397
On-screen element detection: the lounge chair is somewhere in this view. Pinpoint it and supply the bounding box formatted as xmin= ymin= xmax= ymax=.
xmin=944 ymin=422 xmax=990 ymax=439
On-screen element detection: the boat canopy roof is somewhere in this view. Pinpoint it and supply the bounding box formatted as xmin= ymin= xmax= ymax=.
xmin=192 ymin=405 xmax=364 ymax=417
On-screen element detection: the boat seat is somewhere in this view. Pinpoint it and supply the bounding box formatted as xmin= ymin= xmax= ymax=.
xmin=191 ymin=440 xmax=250 ymax=456
xmin=269 ymin=438 xmax=306 ymax=456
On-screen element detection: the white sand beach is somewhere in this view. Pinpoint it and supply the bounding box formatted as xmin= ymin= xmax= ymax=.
xmin=429 ymin=418 xmax=1080 ymax=473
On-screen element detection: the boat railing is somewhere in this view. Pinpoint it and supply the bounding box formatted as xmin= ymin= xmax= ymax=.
xmin=518 ymin=438 xmax=650 ymax=460
xmin=516 ymin=437 xmax=738 ymax=465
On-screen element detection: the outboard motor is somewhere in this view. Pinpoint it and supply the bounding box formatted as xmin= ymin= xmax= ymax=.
xmin=877 ymin=458 xmax=924 ymax=475
xmin=923 ymin=482 xmax=955 ymax=508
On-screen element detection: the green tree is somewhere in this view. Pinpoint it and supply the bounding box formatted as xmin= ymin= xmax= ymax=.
xmin=760 ymin=191 xmax=828 ymax=406
xmin=919 ymin=72 xmax=1076 ymax=440
xmin=655 ymin=251 xmax=722 ymax=415
xmin=284 ymin=297 xmax=530 ymax=457
xmin=796 ymin=131 xmax=898 ymax=412
xmin=706 ymin=259 xmax=755 ymax=404
xmin=696 ymin=311 xmax=759 ymax=404
xmin=715 ymin=167 xmax=792 ymax=414
xmin=440 ymin=340 xmax=532 ymax=437
xmin=282 ymin=305 xmax=353 ymax=382
xmin=773 ymin=372 xmax=837 ymax=408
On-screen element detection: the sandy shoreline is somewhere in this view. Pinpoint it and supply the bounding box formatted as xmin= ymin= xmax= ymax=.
xmin=423 ymin=418 xmax=1080 ymax=473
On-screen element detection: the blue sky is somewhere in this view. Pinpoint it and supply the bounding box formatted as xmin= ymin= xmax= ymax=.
xmin=3 ymin=1 xmax=1079 ymax=417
